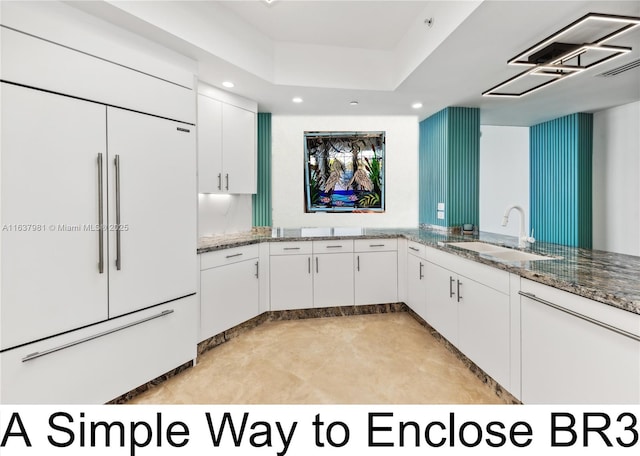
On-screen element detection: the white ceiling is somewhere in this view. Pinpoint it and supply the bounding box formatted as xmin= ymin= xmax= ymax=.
xmin=220 ymin=0 xmax=431 ymax=51
xmin=72 ymin=0 xmax=640 ymax=126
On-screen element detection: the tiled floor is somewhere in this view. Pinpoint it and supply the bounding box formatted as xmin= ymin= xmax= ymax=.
xmin=128 ymin=312 xmax=505 ymax=404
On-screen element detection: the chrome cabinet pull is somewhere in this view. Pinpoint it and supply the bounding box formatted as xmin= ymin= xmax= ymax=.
xmin=225 ymin=173 xmax=229 ymax=191
xmin=519 ymin=291 xmax=640 ymax=342
xmin=22 ymin=309 xmax=174 ymax=362
xmin=369 ymin=244 xmax=385 ymax=247
xmin=97 ymin=153 xmax=104 ymax=274
xmin=326 ymin=245 xmax=342 ymax=249
xmin=449 ymin=276 xmax=455 ymax=298
xmin=316 ymin=256 xmax=319 ymax=273
xmin=284 ymin=247 xmax=300 ymax=251
xmin=255 ymin=261 xmax=259 ymax=278
xmin=114 ymin=154 xmax=122 ymax=270
xmin=225 ymin=253 xmax=243 ymax=259
xmin=217 ymin=173 xmax=222 ymax=190
xmin=308 ymin=257 xmax=311 ymax=274
xmin=409 ymin=246 xmax=419 ymax=252
xmin=457 ymin=279 xmax=463 ymax=302
xmin=357 ymin=255 xmax=360 ymax=271
xmin=419 ymin=262 xmax=424 ymax=280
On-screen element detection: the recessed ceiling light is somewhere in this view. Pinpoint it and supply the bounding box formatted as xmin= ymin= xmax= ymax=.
xmin=349 ymin=101 xmax=359 ymax=106
xmin=292 ymin=97 xmax=303 ymax=103
xmin=412 ymin=102 xmax=423 ymax=109
xmin=222 ymin=81 xmax=235 ymax=88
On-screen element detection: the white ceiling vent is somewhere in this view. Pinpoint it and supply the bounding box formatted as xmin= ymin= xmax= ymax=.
xmin=597 ymin=58 xmax=640 ymax=77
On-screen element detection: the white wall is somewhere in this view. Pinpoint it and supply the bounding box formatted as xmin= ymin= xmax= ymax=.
xmin=593 ymin=101 xmax=640 ymax=256
xmin=198 ymin=195 xmax=252 ymax=237
xmin=479 ymin=125 xmax=530 ymax=237
xmin=271 ymin=115 xmax=419 ymax=228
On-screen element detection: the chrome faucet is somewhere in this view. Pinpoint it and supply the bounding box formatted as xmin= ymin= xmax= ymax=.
xmin=501 ymin=204 xmax=535 ymax=248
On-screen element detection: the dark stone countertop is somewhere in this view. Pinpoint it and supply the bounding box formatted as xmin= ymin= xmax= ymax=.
xmin=198 ymin=227 xmax=640 ymax=316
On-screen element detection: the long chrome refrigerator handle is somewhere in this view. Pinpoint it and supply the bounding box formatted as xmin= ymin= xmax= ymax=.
xmin=97 ymin=153 xmax=104 ymax=274
xmin=22 ymin=310 xmax=174 ymax=362
xmin=115 ymin=154 xmax=121 ymax=270
xmin=519 ymin=291 xmax=640 ymax=342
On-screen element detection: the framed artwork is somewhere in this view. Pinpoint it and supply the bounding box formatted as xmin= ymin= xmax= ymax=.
xmin=304 ymin=131 xmax=385 ymax=213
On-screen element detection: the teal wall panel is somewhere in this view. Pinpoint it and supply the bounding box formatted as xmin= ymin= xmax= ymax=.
xmin=419 ymin=108 xmax=448 ymax=226
xmin=530 ymin=113 xmax=592 ymax=248
xmin=419 ymin=107 xmax=479 ymax=227
xmin=252 ymin=113 xmax=272 ymax=227
xmin=448 ymin=107 xmax=480 ymax=226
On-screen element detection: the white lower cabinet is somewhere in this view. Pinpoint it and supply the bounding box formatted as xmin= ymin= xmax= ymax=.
xmin=520 ymin=279 xmax=640 ymax=404
xmin=424 ymin=246 xmax=511 ymax=391
xmin=0 ymin=297 xmax=197 ymax=404
xmin=200 ymin=245 xmax=260 ymax=341
xmin=269 ymin=242 xmax=314 ymax=311
xmin=313 ymin=252 xmax=355 ymax=308
xmin=424 ymin=261 xmax=459 ymax=344
xmin=269 ymin=240 xmax=355 ymax=310
xmin=407 ymin=246 xmax=427 ymax=320
xmin=457 ymin=276 xmax=510 ymax=389
xmin=354 ymin=239 xmax=398 ymax=305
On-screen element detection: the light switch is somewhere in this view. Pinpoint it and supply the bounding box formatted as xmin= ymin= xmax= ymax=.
xmin=437 ymin=202 xmax=445 ymax=211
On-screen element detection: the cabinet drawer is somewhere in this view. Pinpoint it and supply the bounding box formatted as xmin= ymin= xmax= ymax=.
xmin=407 ymin=240 xmax=426 ymax=259
xmin=201 ymin=244 xmax=260 ymax=270
xmin=0 ymin=297 xmax=197 ymax=404
xmin=426 ymin=246 xmax=509 ymax=294
xmin=313 ymin=239 xmax=354 ymax=253
xmin=270 ymin=241 xmax=313 ymax=255
xmin=354 ymin=238 xmax=398 ymax=252
xmin=521 ymin=279 xmax=640 ymax=338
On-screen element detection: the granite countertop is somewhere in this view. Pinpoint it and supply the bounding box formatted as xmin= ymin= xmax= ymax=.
xmin=198 ymin=227 xmax=640 ymax=316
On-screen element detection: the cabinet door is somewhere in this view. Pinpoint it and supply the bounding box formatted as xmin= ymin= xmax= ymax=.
xmin=270 ymin=255 xmax=313 ymax=310
xmin=1 ymin=83 xmax=108 ymax=349
xmin=521 ymin=295 xmax=640 ymax=404
xmin=313 ymin=253 xmax=354 ymax=308
xmin=407 ymin=254 xmax=427 ymax=319
xmin=355 ymin=251 xmax=398 ymax=305
xmin=197 ymin=94 xmax=223 ymax=193
xmin=222 ymin=103 xmax=256 ymax=194
xmin=424 ymin=261 xmax=458 ymax=344
xmin=200 ymin=260 xmax=260 ymax=340
xmin=107 ymin=108 xmax=197 ymax=317
xmin=458 ymin=279 xmax=510 ymax=389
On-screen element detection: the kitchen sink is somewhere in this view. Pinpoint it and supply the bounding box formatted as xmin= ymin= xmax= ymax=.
xmin=446 ymin=241 xmax=556 ymax=262
xmin=446 ymin=241 xmax=509 ymax=253
xmin=482 ymin=249 xmax=552 ymax=262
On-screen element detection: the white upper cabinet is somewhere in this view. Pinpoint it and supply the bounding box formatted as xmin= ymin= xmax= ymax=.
xmin=222 ymin=103 xmax=257 ymax=194
xmin=197 ymin=95 xmax=223 ymax=193
xmin=197 ymin=88 xmax=257 ymax=194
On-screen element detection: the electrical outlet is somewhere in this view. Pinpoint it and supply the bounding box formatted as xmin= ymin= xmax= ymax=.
xmin=437 ymin=211 xmax=445 ymax=220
